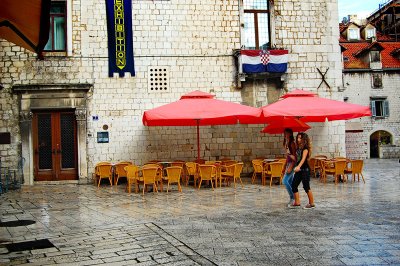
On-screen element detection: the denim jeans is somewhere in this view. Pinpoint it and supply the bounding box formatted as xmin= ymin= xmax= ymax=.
xmin=282 ymin=166 xmax=295 ymax=200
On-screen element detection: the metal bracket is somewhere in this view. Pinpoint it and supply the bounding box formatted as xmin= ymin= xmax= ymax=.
xmin=317 ymin=67 xmax=331 ymax=89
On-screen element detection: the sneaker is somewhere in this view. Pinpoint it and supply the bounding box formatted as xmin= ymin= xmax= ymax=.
xmin=287 ymin=199 xmax=294 ymax=207
xmin=288 ymin=203 xmax=301 ymax=209
xmin=303 ymin=204 xmax=316 ymax=209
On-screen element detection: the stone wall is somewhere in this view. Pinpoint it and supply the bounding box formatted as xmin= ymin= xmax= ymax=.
xmin=0 ymin=0 xmax=343 ymax=181
xmin=343 ymin=72 xmax=400 ymax=158
xmin=380 ymin=145 xmax=400 ymax=159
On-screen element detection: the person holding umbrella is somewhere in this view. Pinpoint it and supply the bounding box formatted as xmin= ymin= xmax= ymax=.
xmin=289 ymin=132 xmax=316 ymax=209
xmin=282 ymin=128 xmax=296 ymax=207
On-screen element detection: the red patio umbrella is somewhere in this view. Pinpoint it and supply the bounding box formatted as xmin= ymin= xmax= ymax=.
xmin=143 ymin=90 xmax=262 ymax=160
xmin=262 ymin=89 xmax=371 ymax=122
xmin=261 ymin=117 xmax=310 ymax=134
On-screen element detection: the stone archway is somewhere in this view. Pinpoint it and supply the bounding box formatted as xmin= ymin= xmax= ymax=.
xmin=369 ymin=130 xmax=393 ymax=158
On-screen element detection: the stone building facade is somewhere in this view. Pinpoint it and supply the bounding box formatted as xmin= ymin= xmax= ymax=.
xmin=0 ymin=0 xmax=343 ymax=184
xmin=340 ymin=14 xmax=400 ymax=159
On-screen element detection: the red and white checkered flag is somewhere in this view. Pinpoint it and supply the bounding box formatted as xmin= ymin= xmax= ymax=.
xmin=259 ymin=50 xmax=270 ymax=65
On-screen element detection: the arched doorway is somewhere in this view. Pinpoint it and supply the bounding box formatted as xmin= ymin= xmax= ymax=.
xmin=370 ymin=130 xmax=392 ymax=158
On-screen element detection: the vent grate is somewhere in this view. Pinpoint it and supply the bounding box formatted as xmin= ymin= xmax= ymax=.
xmin=148 ymin=66 xmax=169 ymax=92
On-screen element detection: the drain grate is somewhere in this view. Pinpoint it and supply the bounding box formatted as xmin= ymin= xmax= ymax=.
xmin=5 ymin=239 xmax=55 ymax=253
xmin=0 ymin=220 xmax=36 ymax=227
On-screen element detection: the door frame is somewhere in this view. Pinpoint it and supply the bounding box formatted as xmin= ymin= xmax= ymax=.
xmin=32 ymin=110 xmax=79 ymax=181
xmin=13 ymin=84 xmax=91 ymax=185
xmin=367 ymin=128 xmax=396 ymax=159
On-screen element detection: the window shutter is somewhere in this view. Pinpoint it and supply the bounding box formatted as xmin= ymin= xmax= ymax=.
xmin=384 ymin=100 xmax=390 ymax=117
xmin=370 ymin=100 xmax=376 ymax=117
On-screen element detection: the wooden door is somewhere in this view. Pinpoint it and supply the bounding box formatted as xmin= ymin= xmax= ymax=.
xmin=33 ymin=111 xmax=78 ymax=181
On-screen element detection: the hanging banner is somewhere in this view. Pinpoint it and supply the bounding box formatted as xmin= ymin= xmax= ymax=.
xmin=105 ymin=0 xmax=135 ymax=77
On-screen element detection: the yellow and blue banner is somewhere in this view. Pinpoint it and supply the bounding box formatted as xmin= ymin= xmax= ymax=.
xmin=105 ymin=0 xmax=135 ymax=77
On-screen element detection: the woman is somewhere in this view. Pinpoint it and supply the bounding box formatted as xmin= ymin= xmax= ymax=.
xmin=282 ymin=128 xmax=296 ymax=207
xmin=289 ymin=132 xmax=315 ymax=209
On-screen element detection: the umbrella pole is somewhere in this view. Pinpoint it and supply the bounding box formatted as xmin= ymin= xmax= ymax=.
xmin=196 ymin=120 xmax=200 ymax=161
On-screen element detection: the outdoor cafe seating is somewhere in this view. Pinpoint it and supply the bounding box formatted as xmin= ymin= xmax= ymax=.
xmin=185 ymin=162 xmax=198 ymax=187
xmin=344 ymin=159 xmax=365 ymax=183
xmin=322 ymin=159 xmax=348 ymax=184
xmin=125 ymin=164 xmax=139 ymax=193
xmin=140 ymin=165 xmax=160 ymax=195
xmin=221 ymin=162 xmax=244 ymax=188
xmin=251 ymin=159 xmax=264 ymax=184
xmin=198 ymin=164 xmax=216 ymax=190
xmin=262 ymin=161 xmax=284 ymax=187
xmin=94 ymin=162 xmax=113 ymax=187
xmin=114 ymin=161 xmax=132 ymax=185
xmin=164 ymin=166 xmax=183 ymax=192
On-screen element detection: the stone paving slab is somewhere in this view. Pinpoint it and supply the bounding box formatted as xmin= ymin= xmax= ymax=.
xmin=0 ymin=159 xmax=399 ymax=265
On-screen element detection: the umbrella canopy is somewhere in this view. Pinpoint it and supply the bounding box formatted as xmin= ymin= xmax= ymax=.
xmin=262 ymin=89 xmax=371 ymax=122
xmin=0 ymin=0 xmax=51 ymax=53
xmin=143 ymin=90 xmax=262 ymax=160
xmin=261 ymin=117 xmax=310 ymax=134
xmin=143 ymin=90 xmax=262 ymax=126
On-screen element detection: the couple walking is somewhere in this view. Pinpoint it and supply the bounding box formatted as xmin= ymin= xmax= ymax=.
xmin=282 ymin=128 xmax=315 ymax=209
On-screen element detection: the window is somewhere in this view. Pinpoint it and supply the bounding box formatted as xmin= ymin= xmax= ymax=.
xmin=371 ymin=98 xmax=389 ymax=117
xmin=372 ymin=73 xmax=383 ymax=88
xmin=366 ymin=28 xmax=376 ymax=39
xmin=348 ymin=28 xmax=360 ymax=41
xmin=44 ymin=1 xmax=66 ymax=51
xmin=370 ymin=51 xmax=381 ymax=63
xmin=242 ymin=0 xmax=270 ymax=49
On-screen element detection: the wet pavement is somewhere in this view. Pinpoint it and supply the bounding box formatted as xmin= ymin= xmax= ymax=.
xmin=0 ymin=159 xmax=399 ymax=265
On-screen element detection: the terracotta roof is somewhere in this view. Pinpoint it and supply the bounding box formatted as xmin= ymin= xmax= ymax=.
xmin=381 ymin=42 xmax=400 ymax=68
xmin=341 ymin=43 xmax=370 ymax=69
xmin=339 ymin=23 xmax=348 ymax=33
xmin=376 ymin=32 xmax=394 ymax=41
xmin=353 ymin=42 xmax=384 ymax=57
xmin=341 ymin=42 xmax=400 ymax=69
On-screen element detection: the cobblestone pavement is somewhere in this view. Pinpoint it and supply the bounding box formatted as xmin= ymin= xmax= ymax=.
xmin=0 ymin=159 xmax=399 ymax=265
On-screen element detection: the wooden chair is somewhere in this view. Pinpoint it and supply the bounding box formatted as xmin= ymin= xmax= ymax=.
xmin=185 ymin=162 xmax=198 ymax=187
xmin=142 ymin=163 xmax=163 ymax=189
xmin=165 ymin=166 xmax=183 ymax=193
xmin=221 ymin=160 xmax=237 ymax=166
xmin=198 ymin=164 xmax=216 ymax=190
xmin=94 ymin=162 xmax=113 ymax=187
xmin=114 ymin=161 xmax=132 ymax=185
xmin=221 ymin=162 xmax=244 ymax=188
xmin=141 ymin=166 xmax=160 ymax=195
xmin=205 ymin=160 xmax=222 ymax=165
xmin=251 ymin=159 xmax=263 ymax=184
xmin=324 ymin=160 xmax=348 ymax=184
xmin=171 ymin=161 xmax=186 ymax=183
xmin=125 ymin=164 xmax=139 ymax=193
xmin=345 ymin=159 xmax=365 ymax=183
xmin=263 ymin=162 xmax=284 ymax=187
xmin=194 ymin=158 xmax=206 ymax=164
xmin=309 ymin=158 xmax=320 ymax=178
xmin=334 ymin=157 xmax=347 ymax=160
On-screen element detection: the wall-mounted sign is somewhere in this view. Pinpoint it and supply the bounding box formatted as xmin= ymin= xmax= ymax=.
xmin=0 ymin=132 xmax=11 ymax=144
xmin=97 ymin=132 xmax=109 ymax=143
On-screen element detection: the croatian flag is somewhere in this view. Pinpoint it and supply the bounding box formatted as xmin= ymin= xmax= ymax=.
xmin=240 ymin=50 xmax=288 ymax=73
